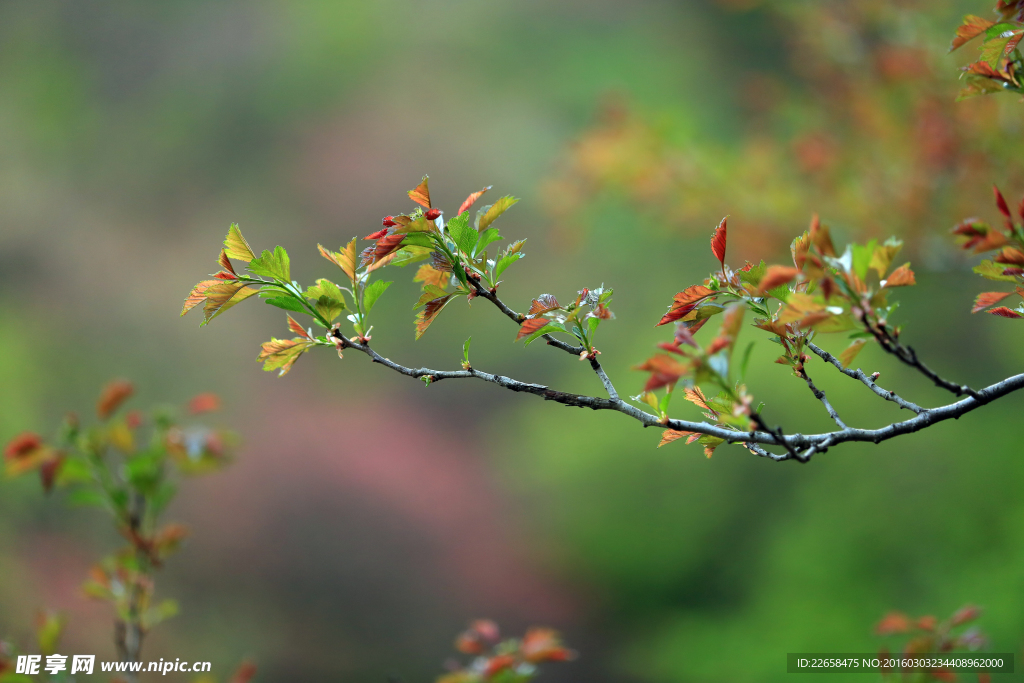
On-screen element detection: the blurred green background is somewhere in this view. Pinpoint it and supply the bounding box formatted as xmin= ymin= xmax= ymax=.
xmin=1 ymin=0 xmax=1023 ymax=681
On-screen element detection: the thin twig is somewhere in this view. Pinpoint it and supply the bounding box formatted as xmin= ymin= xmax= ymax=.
xmin=806 ymin=341 xmax=923 ymax=414
xmin=329 ymin=329 xmax=1024 ymax=458
xmin=799 ymin=366 xmax=847 ymax=429
xmin=589 ymin=357 xmax=620 ymax=401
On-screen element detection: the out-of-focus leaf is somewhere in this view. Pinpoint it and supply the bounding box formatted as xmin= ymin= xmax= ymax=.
xmin=408 ymin=175 xmax=431 ymax=208
xmin=97 ymin=379 xmax=134 ymax=419
xmin=758 ymin=265 xmax=799 ymax=293
xmin=478 ymin=196 xmax=519 ymax=231
xmin=882 ymin=263 xmax=916 ymax=287
xmin=36 ymin=611 xmax=64 ymax=655
xmin=224 ymin=224 xmax=255 ymax=262
xmin=974 ymin=259 xmax=1020 ymax=281
xmin=838 ymin=339 xmax=868 ymax=367
xmin=869 ymin=238 xmax=903 ymax=278
xmin=980 ymin=24 xmax=1024 ymax=67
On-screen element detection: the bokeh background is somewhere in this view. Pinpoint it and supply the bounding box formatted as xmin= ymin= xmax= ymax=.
xmin=1 ymin=0 xmax=1024 ymax=681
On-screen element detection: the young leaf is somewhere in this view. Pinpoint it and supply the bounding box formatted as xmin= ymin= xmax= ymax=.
xmin=974 ymin=259 xmax=1020 ymax=281
xmin=458 ymin=186 xmax=491 ymax=215
xmin=224 ymin=224 xmax=255 ymax=262
xmin=658 ymin=429 xmax=696 ymax=448
xmin=314 ymin=295 xmax=344 ymax=323
xmin=478 ymin=196 xmax=519 ymax=231
xmin=516 ymin=317 xmax=550 ymax=342
xmin=994 ymin=185 xmax=1013 ymax=222
xmin=710 ymin=216 xmax=727 ymax=271
xmin=476 ymin=228 xmax=502 ymax=254
xmin=463 ymin=337 xmax=472 ymax=364
xmin=318 ymin=241 xmax=358 ymax=281
xmin=249 ymin=246 xmax=291 ymax=281
xmin=265 ymin=296 xmax=307 ymax=314
xmin=757 ymin=265 xmax=799 ymax=293
xmin=447 ymin=211 xmax=477 ymax=255
xmin=881 ymin=263 xmax=916 ymax=288
xmin=182 ymin=280 xmax=220 ymax=316
xmin=988 ymin=306 xmax=1024 ymax=318
xmin=972 ymin=291 xmax=1012 ymax=313
xmin=203 ymin=282 xmax=258 ymax=325
xmin=980 ymin=25 xmax=1024 ymax=68
xmin=408 ymin=175 xmax=431 ymax=208
xmin=657 ymin=285 xmax=715 ymax=326
xmin=287 ymin=314 xmax=313 ymax=340
xmin=415 ymin=294 xmax=456 ymax=339
xmin=415 ymin=284 xmax=450 ymax=308
xmin=414 ymin=264 xmax=450 ymax=289
xmin=363 ymin=280 xmax=392 ymax=313
xmin=218 ymin=249 xmax=237 ymax=276
xmin=257 ymin=338 xmax=315 ymax=376
xmin=527 ymin=294 xmax=561 ymax=318
xmin=523 ymin=322 xmax=567 ymax=346
xmin=950 ymin=14 xmax=996 ymax=51
xmin=305 ymin=278 xmax=346 ymax=305
xmin=838 ymin=339 xmax=868 ymax=367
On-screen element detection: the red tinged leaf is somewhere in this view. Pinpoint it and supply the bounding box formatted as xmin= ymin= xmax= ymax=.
xmin=483 ymin=655 xmax=516 ymax=678
xmin=97 ymin=379 xmax=134 ymax=419
xmin=1019 ymin=194 xmax=1024 ymax=222
xmin=188 ymin=392 xmax=220 ymax=414
xmin=40 ymin=454 xmax=63 ymax=494
xmin=414 ymin=263 xmax=449 ymax=288
xmin=368 ymin=232 xmax=406 ymax=266
xmin=218 ymin=249 xmax=237 ymax=276
xmin=710 ymin=216 xmax=727 ymax=271
xmin=758 ymin=265 xmax=799 ymax=293
xmin=364 ymin=228 xmax=388 ymax=240
xmin=875 ymin=612 xmax=911 ymax=635
xmin=318 ymin=241 xmax=358 ymax=281
xmin=634 ymin=354 xmax=688 ymax=391
xmin=994 ymin=185 xmax=1013 ymax=227
xmin=4 ymin=432 xmax=43 ymax=461
xmin=257 ymin=338 xmax=314 ymax=376
xmin=988 ymin=306 xmax=1023 ymax=318
xmin=381 ymin=215 xmax=399 ymax=228
xmin=520 ymin=627 xmax=575 ymax=664
xmin=656 ymin=285 xmax=716 ymax=326
xmin=229 ymin=662 xmax=258 ymax=683
xmin=963 ymin=61 xmax=1009 ymax=79
xmin=408 ymin=175 xmax=431 ymax=208
xmin=458 ymin=186 xmax=491 ymax=215
xmin=181 ymin=279 xmax=220 ymax=316
xmin=972 ymin=291 xmax=1012 ymax=312
xmin=455 ymin=631 xmax=485 ymax=655
xmin=516 ymin=317 xmax=550 ymax=341
xmin=995 ymin=247 xmax=1024 ymax=265
xmin=1003 ymin=267 xmax=1024 ymax=276
xmin=658 ymin=429 xmax=696 ymax=447
xmin=287 ymin=314 xmax=313 ymax=340
xmin=415 ymin=294 xmax=457 ymax=340
xmin=470 ymin=619 xmax=500 ymax=642
xmin=950 ymin=14 xmax=995 ymax=51
xmin=527 ymin=294 xmax=561 ymax=318
xmin=882 ymin=263 xmax=916 ymax=287
xmin=808 ymin=214 xmax=836 ymax=257
xmin=213 ymin=271 xmax=237 ymax=280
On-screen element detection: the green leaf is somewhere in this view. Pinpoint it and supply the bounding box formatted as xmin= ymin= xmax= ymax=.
xmin=404 ymin=214 xmax=438 ymax=233
xmin=257 ymin=338 xmax=315 ymax=376
xmin=315 ymin=295 xmax=344 ymax=323
xmin=478 ymin=196 xmax=519 ymax=231
xmin=65 ymin=489 xmax=107 ymax=508
xmin=524 ymin=321 xmax=567 ymax=346
xmin=400 ymin=232 xmax=434 ymax=249
xmin=463 ymin=337 xmax=472 ymax=364
xmin=587 ymin=316 xmax=600 ymax=335
xmin=476 ymin=228 xmax=502 ymax=255
xmin=201 ymin=282 xmax=258 ymax=326
xmin=974 ymin=260 xmax=1019 ymax=282
xmin=981 ymin=24 xmax=1024 ymax=67
xmin=389 ymin=245 xmax=433 ymax=267
xmin=415 ymin=284 xmax=449 ymax=308
xmin=739 ymin=341 xmax=755 ymax=381
xmin=265 ymin=296 xmax=307 ymax=314
xmin=851 ymin=239 xmax=876 ymax=282
xmin=363 ymin=280 xmax=392 ymax=313
xmin=248 ymin=245 xmax=291 ymax=281
xmin=447 ymin=210 xmax=477 ymax=255
xmin=224 ymin=223 xmax=255 ymax=262
xmin=305 ymin=278 xmax=346 ymax=304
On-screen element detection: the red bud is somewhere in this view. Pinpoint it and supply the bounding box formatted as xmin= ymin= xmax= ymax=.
xmin=382 ymin=215 xmax=398 ymax=227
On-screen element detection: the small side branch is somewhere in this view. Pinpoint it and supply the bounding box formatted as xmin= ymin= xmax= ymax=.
xmin=862 ymin=318 xmax=980 ymax=399
xmin=799 ymin=366 xmax=847 ymax=429
xmin=806 ymin=341 xmax=924 ymax=414
xmin=471 ymin=280 xmax=584 ymax=356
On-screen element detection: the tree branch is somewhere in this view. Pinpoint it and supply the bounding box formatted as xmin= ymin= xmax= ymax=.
xmin=329 ymin=329 xmax=1024 ymax=461
xmin=799 ymin=366 xmax=847 ymax=429
xmin=471 ymin=280 xmax=585 ymax=356
xmin=806 ymin=341 xmax=924 ymax=414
